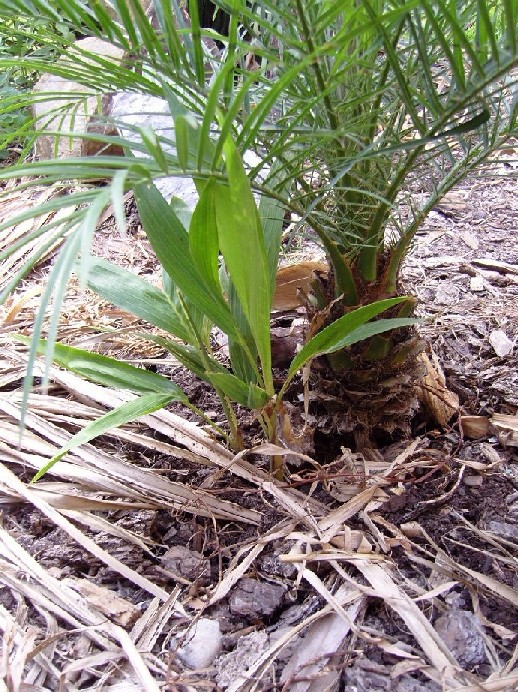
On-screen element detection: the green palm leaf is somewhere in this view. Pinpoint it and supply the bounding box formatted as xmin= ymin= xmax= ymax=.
xmin=0 ymin=0 xmax=515 ymax=472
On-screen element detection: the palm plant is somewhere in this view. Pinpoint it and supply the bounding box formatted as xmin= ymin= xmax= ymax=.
xmin=0 ymin=0 xmax=516 ymax=473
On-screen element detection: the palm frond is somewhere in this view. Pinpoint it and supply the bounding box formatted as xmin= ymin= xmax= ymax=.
xmin=0 ymin=0 xmax=516 ymax=427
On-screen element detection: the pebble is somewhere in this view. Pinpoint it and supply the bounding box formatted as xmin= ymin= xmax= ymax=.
xmin=434 ymin=609 xmax=487 ymax=668
xmin=229 ymin=577 xmax=286 ymax=617
xmin=175 ymin=618 xmax=222 ymax=669
xmin=342 ymin=659 xmax=441 ymax=691
xmin=215 ymin=630 xmax=269 ymax=688
xmin=260 ymin=549 xmax=298 ymax=579
xmin=489 ymin=329 xmax=514 ymax=357
xmin=434 ymin=283 xmax=461 ymax=305
xmin=161 ymin=545 xmax=211 ymax=584
xmin=486 ymin=520 xmax=518 ymax=541
xmin=470 ymin=275 xmax=485 ymax=292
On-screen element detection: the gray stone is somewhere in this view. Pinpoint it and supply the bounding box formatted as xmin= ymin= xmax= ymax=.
xmin=434 ymin=283 xmax=461 ymax=306
xmin=161 ymin=545 xmax=211 ymax=584
xmin=111 ymin=91 xmax=201 ymax=204
xmin=110 ymin=91 xmax=267 ymax=205
xmin=215 ymin=630 xmax=269 ymax=688
xmin=488 ymin=329 xmax=514 ymax=357
xmin=342 ymin=659 xmax=441 ymax=692
xmin=395 ymin=676 xmax=441 ymax=692
xmin=175 ymin=617 xmax=222 ymax=670
xmin=486 ymin=520 xmax=518 ymax=541
xmin=435 ymin=609 xmax=487 ymax=668
xmin=229 ymin=577 xmax=286 ymax=618
xmin=260 ymin=549 xmax=298 ymax=579
xmin=32 ymin=38 xmax=125 ymax=162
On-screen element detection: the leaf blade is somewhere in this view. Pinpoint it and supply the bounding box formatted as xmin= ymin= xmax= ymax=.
xmin=82 ymin=257 xmax=194 ymax=344
xmin=134 ymin=180 xmax=239 ymax=339
xmin=17 ymin=337 xmax=187 ymax=398
xmin=285 ymin=298 xmax=417 ymax=384
xmin=32 ymin=392 xmax=176 ymax=481
xmin=216 ymin=138 xmax=273 ymax=391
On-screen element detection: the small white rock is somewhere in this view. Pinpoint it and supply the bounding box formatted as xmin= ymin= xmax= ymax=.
xmin=489 ymin=329 xmax=514 ymax=357
xmin=460 ymin=230 xmax=480 ymax=250
xmin=175 ymin=618 xmax=222 ymax=670
xmin=434 ymin=283 xmax=460 ymax=305
xmin=469 ymin=275 xmax=485 ymax=292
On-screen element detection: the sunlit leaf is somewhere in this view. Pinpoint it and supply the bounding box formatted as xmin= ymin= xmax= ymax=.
xmin=134 ymin=180 xmax=239 ymax=339
xmin=283 ymin=298 xmax=418 ymax=390
xmin=32 ymin=392 xmax=177 ymax=481
xmin=208 ymin=372 xmax=270 ymax=409
xmin=216 ymin=137 xmax=273 ymax=392
xmin=16 ymin=336 xmax=187 ymax=398
xmin=189 ymin=177 xmax=221 ymax=294
xmin=81 ymin=257 xmax=194 ymax=344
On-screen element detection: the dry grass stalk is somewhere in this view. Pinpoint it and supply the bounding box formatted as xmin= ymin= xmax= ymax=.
xmin=1 ymin=282 xmax=515 ymax=689
xmin=0 ymin=463 xmax=180 ymax=606
xmin=416 ymin=351 xmax=459 ymax=428
xmin=0 ymin=184 xmax=72 ymax=293
xmin=0 ymin=391 xmax=261 ymax=525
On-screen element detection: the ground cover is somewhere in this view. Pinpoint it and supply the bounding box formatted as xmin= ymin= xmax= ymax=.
xmin=0 ymin=162 xmax=517 ymax=690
